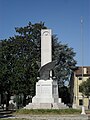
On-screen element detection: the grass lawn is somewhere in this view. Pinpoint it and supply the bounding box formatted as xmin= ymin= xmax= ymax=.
xmin=15 ymin=108 xmax=81 ymax=115
xmin=0 ymin=109 xmax=82 ymax=120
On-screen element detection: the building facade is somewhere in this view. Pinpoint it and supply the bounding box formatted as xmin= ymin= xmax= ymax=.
xmin=70 ymin=66 xmax=90 ymax=109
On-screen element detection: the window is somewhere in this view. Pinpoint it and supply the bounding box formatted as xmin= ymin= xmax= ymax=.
xmin=79 ymin=86 xmax=81 ymax=92
xmin=79 ymin=99 xmax=83 ymax=105
xmin=79 ymin=77 xmax=82 ymax=80
xmin=84 ymin=68 xmax=87 ymax=74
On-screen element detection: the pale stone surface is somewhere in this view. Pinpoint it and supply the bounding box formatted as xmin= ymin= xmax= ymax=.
xmin=41 ymin=29 xmax=52 ymax=67
xmin=24 ymin=79 xmax=68 ymax=109
xmin=81 ymin=106 xmax=86 ymax=115
xmin=24 ymin=102 xmax=68 ymax=109
xmin=31 ymin=29 xmax=59 ymax=106
xmin=59 ymin=98 xmax=62 ymax=103
xmin=72 ymin=104 xmax=77 ymax=109
xmin=32 ymin=80 xmax=58 ymax=103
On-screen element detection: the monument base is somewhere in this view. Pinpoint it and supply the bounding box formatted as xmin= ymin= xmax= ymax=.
xmin=24 ymin=80 xmax=68 ymax=109
xmin=24 ymin=102 xmax=68 ymax=109
xmin=32 ymin=79 xmax=58 ymax=103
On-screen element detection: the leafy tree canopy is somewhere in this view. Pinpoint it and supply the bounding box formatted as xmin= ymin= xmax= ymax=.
xmin=0 ymin=22 xmax=76 ymax=97
xmin=79 ymin=78 xmax=90 ymax=97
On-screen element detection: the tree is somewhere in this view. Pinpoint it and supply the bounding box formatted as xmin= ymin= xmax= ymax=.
xmin=0 ymin=22 xmax=76 ymax=108
xmin=58 ymin=86 xmax=70 ymax=104
xmin=0 ymin=22 xmax=46 ymax=108
xmin=15 ymin=22 xmax=76 ymax=86
xmin=53 ymin=42 xmax=76 ymax=86
xmin=0 ymin=40 xmax=13 ymax=110
xmin=79 ymin=78 xmax=90 ymax=97
xmin=0 ymin=36 xmax=39 ymax=107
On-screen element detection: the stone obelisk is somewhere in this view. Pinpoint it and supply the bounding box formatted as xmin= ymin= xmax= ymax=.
xmin=41 ymin=29 xmax=52 ymax=78
xmin=41 ymin=29 xmax=52 ymax=66
xmin=31 ymin=29 xmax=58 ymax=105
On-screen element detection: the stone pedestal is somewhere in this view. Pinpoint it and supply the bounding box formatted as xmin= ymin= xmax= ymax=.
xmin=24 ymin=79 xmax=60 ymax=109
xmin=24 ymin=79 xmax=68 ymax=109
xmin=32 ymin=80 xmax=58 ymax=103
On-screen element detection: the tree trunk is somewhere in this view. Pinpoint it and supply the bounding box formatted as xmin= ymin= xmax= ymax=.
xmin=23 ymin=94 xmax=26 ymax=106
xmin=6 ymin=92 xmax=10 ymax=110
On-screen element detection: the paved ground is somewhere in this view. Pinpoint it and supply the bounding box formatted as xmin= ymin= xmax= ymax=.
xmin=15 ymin=114 xmax=90 ymax=120
xmin=0 ymin=110 xmax=90 ymax=120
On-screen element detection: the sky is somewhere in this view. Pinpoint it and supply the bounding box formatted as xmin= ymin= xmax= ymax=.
xmin=0 ymin=0 xmax=90 ymax=66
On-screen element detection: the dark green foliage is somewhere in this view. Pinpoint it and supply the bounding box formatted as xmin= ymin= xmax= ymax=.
xmin=58 ymin=86 xmax=70 ymax=104
xmin=79 ymin=78 xmax=90 ymax=97
xmin=53 ymin=42 xmax=76 ymax=86
xmin=0 ymin=22 xmax=76 ymax=108
xmin=0 ymin=22 xmax=47 ymax=108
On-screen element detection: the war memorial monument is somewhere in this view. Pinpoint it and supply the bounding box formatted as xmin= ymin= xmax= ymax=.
xmin=24 ymin=29 xmax=67 ymax=109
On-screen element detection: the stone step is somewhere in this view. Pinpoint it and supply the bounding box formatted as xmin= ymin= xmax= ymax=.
xmin=24 ymin=102 xmax=68 ymax=109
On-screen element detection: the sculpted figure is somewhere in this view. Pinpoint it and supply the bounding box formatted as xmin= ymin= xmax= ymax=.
xmin=39 ymin=61 xmax=56 ymax=80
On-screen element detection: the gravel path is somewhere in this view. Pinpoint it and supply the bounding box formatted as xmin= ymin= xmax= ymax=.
xmin=14 ymin=114 xmax=89 ymax=120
